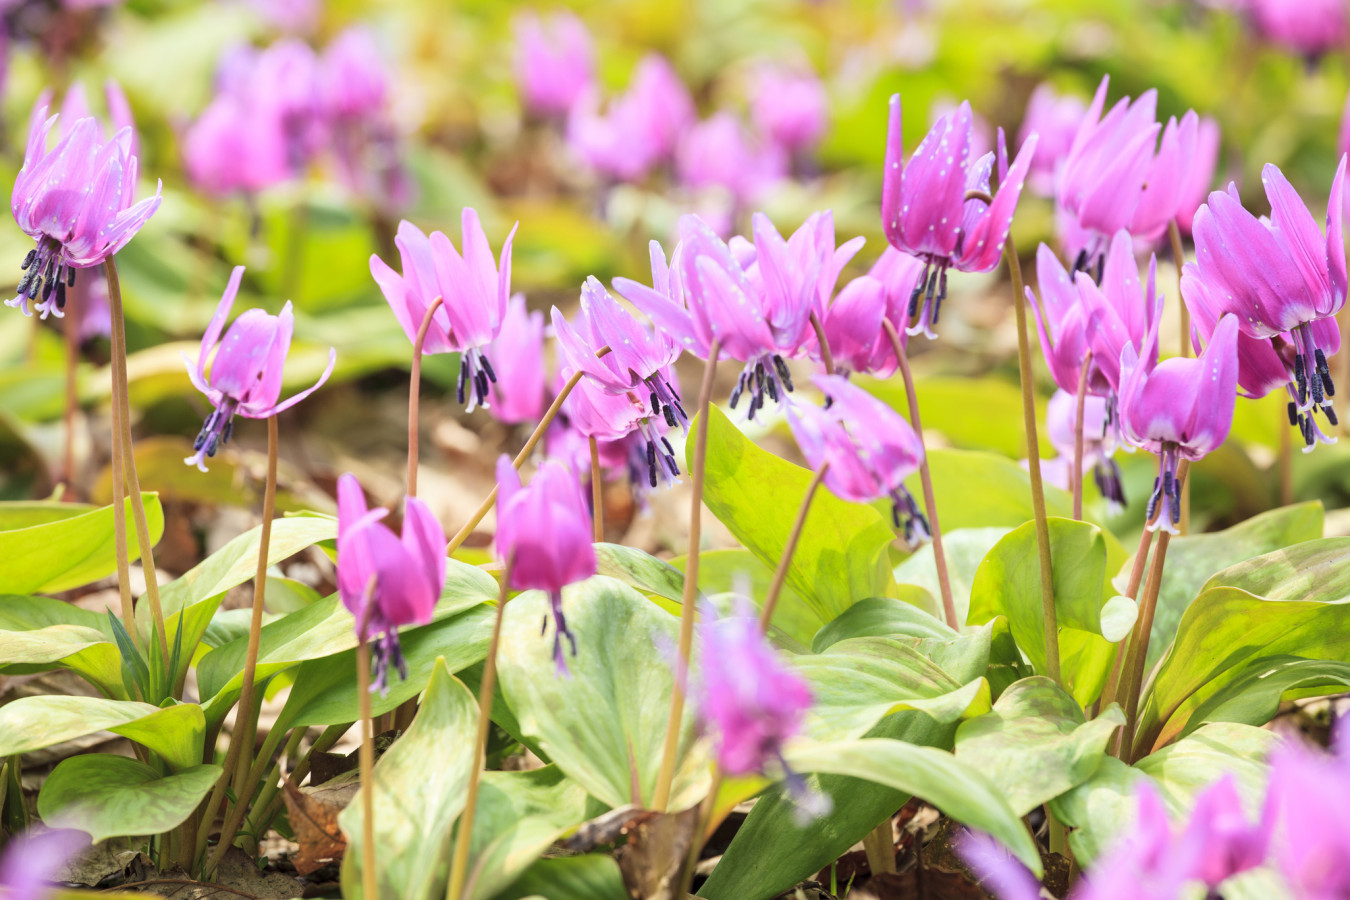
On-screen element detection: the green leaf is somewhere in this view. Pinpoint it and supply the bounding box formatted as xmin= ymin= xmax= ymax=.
xmin=785 ymin=737 xmax=1041 ymax=876
xmin=696 ymin=405 xmax=897 ymax=624
xmin=906 ymin=450 xmax=1073 ymax=532
xmin=968 ymin=517 xmax=1129 ymax=706
xmin=1136 ymin=572 xmax=1350 ymax=755
xmin=1181 ymin=657 xmax=1350 ymax=733
xmin=497 ymin=576 xmax=709 ymax=810
xmin=893 ymin=526 xmax=1011 ymax=625
xmin=858 ymin=375 xmax=1052 ymax=460
xmin=811 ymin=596 xmax=956 ymax=652
xmin=954 ymin=677 xmax=1125 ymax=815
xmin=1199 ymin=536 xmax=1350 ymax=603
xmin=464 ymin=767 xmax=590 ymax=900
xmin=0 ymin=494 xmax=163 ymax=593
xmin=1044 ymin=755 xmax=1142 ymax=862
xmin=339 ymin=660 xmax=478 ymax=900
xmin=796 ymin=637 xmax=991 ymax=741
xmin=669 ymin=549 xmax=823 ymax=649
xmin=494 ymin=855 xmax=628 ymax=900
xmin=0 ymin=596 xmax=124 ymax=697
xmin=1129 ymin=502 xmax=1324 ymax=670
xmin=0 ymin=697 xmax=204 ymax=771
xmin=593 ymin=542 xmax=688 ymax=605
xmin=37 ymin=756 xmax=220 ymax=842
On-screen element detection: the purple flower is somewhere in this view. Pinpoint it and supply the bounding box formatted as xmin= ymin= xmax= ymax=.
xmin=1079 ymin=232 xmax=1161 ymax=396
xmin=337 ymin=474 xmax=446 ymax=693
xmin=320 ymin=30 xmax=411 ymax=213
xmin=812 ymin=274 xmax=890 ymax=377
xmin=882 ymin=96 xmax=1037 ymax=338
xmin=1265 ymin=723 xmax=1350 ymax=898
xmin=0 ymin=828 xmax=88 ymax=900
xmin=1246 ymin=0 xmax=1348 ymax=58
xmin=369 ymin=211 xmax=518 ymax=411
xmin=1118 ymin=296 xmax=1239 ymax=532
xmin=513 ymin=11 xmax=593 ymax=118
xmin=182 ymin=91 xmax=291 ymax=197
xmin=1175 ymin=117 xmax=1221 ymax=236
xmin=1177 ymin=775 xmax=1272 ymax=889
xmin=7 ymin=105 xmax=162 ymax=320
xmin=552 ymin=275 xmax=686 ymax=427
xmin=1056 ymin=76 xmax=1200 ymax=274
xmin=1183 ymin=160 xmax=1346 ymax=450
xmin=321 ymin=27 xmax=389 ymax=122
xmin=1018 ymin=83 xmax=1088 ymax=197
xmin=495 ymin=456 xmax=597 ymax=673
xmin=787 ymin=374 xmax=929 ymax=544
xmin=749 ymin=63 xmax=828 ymax=154
xmin=183 ymin=266 xmax=336 ymax=471
xmin=487 ymin=295 xmax=546 ymax=425
xmin=676 ymin=112 xmax=786 ymax=207
xmin=1043 ymin=389 xmax=1125 ymax=510
xmin=566 ymin=54 xmax=694 ymax=182
xmin=1028 ymin=241 xmax=1102 ymax=397
xmin=556 ymin=367 xmax=681 ymax=492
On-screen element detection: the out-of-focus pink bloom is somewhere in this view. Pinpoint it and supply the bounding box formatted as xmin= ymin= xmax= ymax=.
xmin=867 ymin=246 xmax=927 ymax=347
xmin=1247 ymin=0 xmax=1348 ymax=58
xmin=677 ymin=113 xmax=786 ymax=207
xmin=1044 ymin=388 xmax=1125 ymax=509
xmin=182 ymin=266 xmax=336 ymax=471
xmin=1177 ymin=775 xmax=1272 ymax=888
xmin=487 ymin=295 xmax=546 ymax=425
xmin=513 ymin=11 xmax=593 ymax=117
xmin=566 ymin=54 xmax=694 ymax=182
xmin=182 ymin=92 xmax=291 ymax=197
xmin=321 ymin=27 xmax=388 ymax=121
xmin=553 ymin=275 xmax=685 ymax=426
xmin=254 ymin=38 xmax=326 ymax=164
xmin=7 ymin=105 xmax=162 ymax=320
xmin=1027 ymin=242 xmax=1104 ymax=396
xmin=1265 ymin=722 xmax=1350 ymax=898
xmin=1175 ymin=117 xmax=1220 ymax=235
xmin=243 ymin=0 xmax=319 ymax=33
xmin=1018 ymin=83 xmax=1087 ymax=196
xmin=1119 ymin=294 xmax=1238 ymax=532
xmin=882 ymin=96 xmax=1037 ymax=338
xmin=1182 ymin=160 xmax=1346 ymax=450
xmin=750 ymin=64 xmax=828 ymax=153
xmin=337 ymin=473 xmax=445 ymax=693
xmin=369 ymin=211 xmax=517 ymax=411
xmin=788 ymin=374 xmax=929 ymax=544
xmin=72 ymin=267 xmax=111 ymax=342
xmin=813 ymin=275 xmax=890 ymax=376
xmin=495 ymin=456 xmax=597 ymax=673
xmin=0 ymin=827 xmax=88 ymax=900
xmin=1057 ymin=76 xmax=1200 ymax=272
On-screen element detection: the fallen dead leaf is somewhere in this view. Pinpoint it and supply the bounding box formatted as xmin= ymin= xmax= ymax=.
xmin=279 ymin=770 xmax=357 ymax=875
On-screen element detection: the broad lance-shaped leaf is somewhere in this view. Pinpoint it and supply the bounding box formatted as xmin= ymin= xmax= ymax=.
xmin=340 ymin=659 xmax=477 ymax=900
xmin=813 ymin=595 xmax=962 ymax=652
xmin=0 ymin=595 xmax=125 ymax=697
xmin=902 ymin=449 xmax=1072 ymax=533
xmin=0 ymin=493 xmax=163 ymax=594
xmin=0 ymin=697 xmax=204 ymax=771
xmin=893 ymin=526 xmax=1011 ymax=625
xmin=1118 ymin=502 xmax=1324 ymax=670
xmin=493 ymin=855 xmax=628 ymax=900
xmin=795 ymin=636 xmax=991 ymax=741
xmin=497 ymin=576 xmax=709 ymax=811
xmin=968 ymin=517 xmax=1133 ymax=706
xmin=954 ymin=677 xmax=1124 ymax=816
xmin=1199 ymin=535 xmax=1350 ymax=603
xmin=463 ymin=767 xmax=589 ymax=900
xmin=695 ymin=405 xmax=898 ymax=624
xmin=785 ymin=737 xmax=1042 ymax=875
xmin=37 ymin=756 xmax=220 ymax=842
xmin=593 ymin=542 xmax=688 ymax=605
xmin=669 ymin=549 xmax=824 ymax=649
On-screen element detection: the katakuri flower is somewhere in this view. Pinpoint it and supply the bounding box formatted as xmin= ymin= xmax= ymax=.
xmin=495 ymin=456 xmax=597 ymax=673
xmin=369 ymin=210 xmax=518 ymax=411
xmin=8 ymin=103 xmax=162 ymax=319
xmin=1018 ymin=82 xmax=1088 ymax=197
xmin=749 ymin=63 xmax=828 ymax=154
xmin=556 ymin=367 xmax=681 ymax=492
xmin=1246 ymin=0 xmax=1349 ymax=59
xmin=787 ymin=374 xmax=929 ymax=544
xmin=487 ymin=294 xmax=546 ymax=425
xmin=0 ymin=827 xmax=88 ymax=900
xmin=1182 ymin=161 xmax=1346 ymax=450
xmin=882 ymin=96 xmax=1037 ymax=337
xmin=1264 ymin=720 xmax=1350 ymax=898
xmin=552 ymin=275 xmax=686 ymax=427
xmin=1175 ymin=116 xmax=1221 ymax=236
xmin=183 ymin=266 xmax=336 ymax=471
xmin=566 ymin=54 xmax=694 ymax=182
xmin=1043 ymin=388 xmax=1125 ymax=510
xmin=1118 ymin=297 xmax=1239 ymax=532
xmin=513 ymin=10 xmax=594 ymax=118
xmin=337 ymin=474 xmax=446 ymax=693
xmin=676 ymin=112 xmax=786 ymax=207
xmin=321 ymin=27 xmax=389 ymax=121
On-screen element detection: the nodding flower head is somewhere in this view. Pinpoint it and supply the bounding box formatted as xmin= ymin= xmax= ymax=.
xmin=487 ymin=294 xmax=547 ymax=426
xmin=8 ymin=104 xmax=162 ymax=320
xmin=749 ymin=63 xmax=828 ymax=154
xmin=558 ymin=367 xmax=682 ymax=494
xmin=495 ymin=456 xmax=597 ymax=674
xmin=787 ymin=374 xmax=930 ymax=546
xmin=337 ymin=474 xmax=446 ymax=694
xmin=1044 ymin=389 xmax=1125 ymax=511
xmin=882 ymin=96 xmax=1036 ymax=338
xmin=513 ymin=10 xmax=594 ymax=118
xmin=1183 ymin=159 xmax=1347 ymax=451
xmin=1018 ymin=82 xmax=1088 ymax=197
xmin=182 ymin=266 xmax=336 ymax=472
xmin=552 ymin=276 xmax=686 ymax=428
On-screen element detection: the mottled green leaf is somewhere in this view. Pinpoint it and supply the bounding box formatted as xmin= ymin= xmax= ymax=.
xmin=494 ymin=855 xmax=628 ymax=900
xmin=0 ymin=494 xmax=162 ymax=594
xmin=38 ymin=756 xmax=220 ymax=842
xmin=894 ymin=526 xmax=1010 ymax=625
xmin=593 ymin=542 xmax=688 ymax=605
xmin=464 ymin=767 xmax=590 ymax=900
xmin=0 ymin=697 xmax=203 ymax=771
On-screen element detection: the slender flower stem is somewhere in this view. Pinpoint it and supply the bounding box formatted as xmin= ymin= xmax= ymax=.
xmin=107 ymin=256 xmax=168 ymax=658
xmin=809 ymin=311 xmax=836 ymax=376
xmin=1169 ymin=221 xmax=1192 ymax=535
xmin=445 ymin=347 xmax=612 ymax=555
xmin=1005 ymin=238 xmax=1062 ymax=686
xmin=653 ymin=339 xmax=721 ymax=813
xmin=63 ymin=308 xmax=78 ymax=488
xmin=760 ymin=463 xmax=829 ymax=631
xmin=863 ymin=821 xmax=898 ymax=876
xmin=107 ymin=319 xmax=136 ymax=646
xmin=198 ymin=416 xmax=278 ymax=877
xmin=884 ymin=320 xmax=958 ymax=630
xmin=356 ymin=630 xmax=379 ymax=900
xmin=407 ymin=297 xmax=446 ymax=498
xmin=1098 ymin=525 xmax=1155 ymax=711
xmin=589 ymin=437 xmax=604 ymax=542
xmin=446 ymin=557 xmax=514 ymax=900
xmin=1072 ymin=351 xmax=1092 ymax=521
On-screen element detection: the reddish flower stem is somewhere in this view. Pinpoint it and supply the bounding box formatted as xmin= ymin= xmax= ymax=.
xmin=589 ymin=436 xmax=604 ymax=542
xmin=760 ymin=462 xmax=829 ymax=631
xmin=809 ymin=311 xmax=835 ymax=376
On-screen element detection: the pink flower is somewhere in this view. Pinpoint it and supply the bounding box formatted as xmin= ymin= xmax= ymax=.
xmin=676 ymin=113 xmax=786 ymax=206
xmin=1247 ymin=0 xmax=1348 ymax=58
xmin=8 ymin=105 xmax=162 ymax=319
xmin=337 ymin=474 xmax=446 ymax=693
xmin=787 ymin=374 xmax=929 ymax=544
xmin=1265 ymin=723 xmax=1350 ymax=898
xmin=556 ymin=367 xmax=680 ymax=491
xmin=513 ymin=11 xmax=593 ymax=117
xmin=1182 ymin=160 xmax=1346 ymax=450
xmin=321 ymin=27 xmax=389 ymax=121
xmin=182 ymin=266 xmax=336 ymax=471
xmin=882 ymin=96 xmax=1037 ymax=338
xmin=566 ymin=54 xmax=694 ymax=182
xmin=750 ymin=63 xmax=828 ymax=153
xmin=487 ymin=295 xmax=546 ymax=425
xmin=495 ymin=456 xmax=596 ymax=673
xmin=369 ymin=210 xmax=518 ymax=411
xmin=1078 ymin=231 xmax=1161 ymax=395
xmin=182 ymin=91 xmax=291 ymax=197
xmin=0 ymin=828 xmax=88 ymax=900
xmin=1044 ymin=389 xmax=1125 ymax=509
xmin=1175 ymin=117 xmax=1221 ymax=236
xmin=1019 ymin=83 xmax=1088 ymax=196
